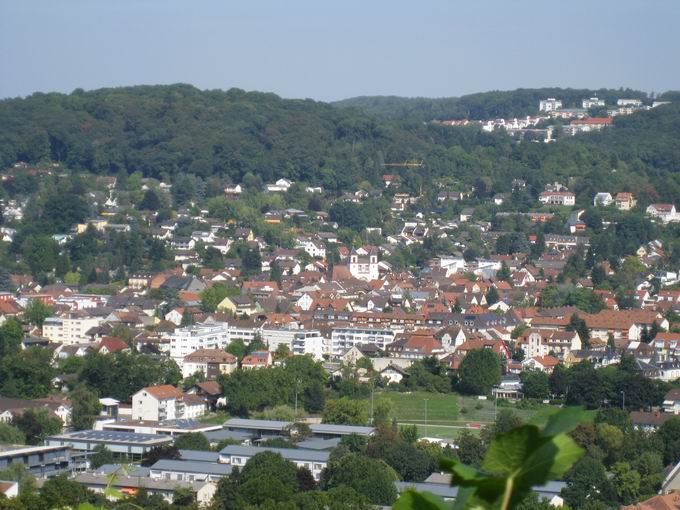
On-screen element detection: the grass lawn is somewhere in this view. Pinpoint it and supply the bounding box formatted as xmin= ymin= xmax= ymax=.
xmin=199 ymin=410 xmax=230 ymax=424
xmin=381 ymin=391 xmax=460 ymax=426
xmin=377 ymin=391 xmax=591 ymax=439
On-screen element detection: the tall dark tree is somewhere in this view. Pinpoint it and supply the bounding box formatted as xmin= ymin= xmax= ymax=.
xmin=457 ymin=349 xmax=502 ymax=395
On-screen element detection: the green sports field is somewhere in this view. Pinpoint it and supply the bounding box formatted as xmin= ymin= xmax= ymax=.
xmin=377 ymin=391 xmax=590 ymax=439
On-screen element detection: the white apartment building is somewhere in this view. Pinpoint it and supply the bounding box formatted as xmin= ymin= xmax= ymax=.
xmin=617 ymin=98 xmax=643 ymax=107
xmin=42 ymin=313 xmax=103 ymax=345
xmin=516 ymin=329 xmax=582 ymax=359
xmin=169 ymin=323 xmax=232 ymax=367
xmin=538 ymin=191 xmax=576 ymax=206
xmin=261 ymin=327 xmax=326 ymax=359
xmin=582 ymin=97 xmax=605 ymax=108
xmin=331 ymin=326 xmax=396 ymax=356
xmin=131 ymin=385 xmax=206 ymax=421
xmin=225 ymin=324 xmax=258 ymax=344
xmin=132 ymin=385 xmax=186 ymax=421
xmin=539 ymin=98 xmax=562 ymax=112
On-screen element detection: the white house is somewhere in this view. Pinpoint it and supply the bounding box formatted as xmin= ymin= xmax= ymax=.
xmin=224 ymin=184 xmax=242 ymax=196
xmin=265 ymin=178 xmax=293 ymax=193
xmin=296 ymin=238 xmax=326 ymax=259
xmin=437 ymin=256 xmax=467 ymax=276
xmin=538 ymin=191 xmax=576 ymax=206
xmin=380 ymin=364 xmax=409 ymax=384
xmin=132 ymin=385 xmax=206 ymax=422
xmin=646 ymin=204 xmax=678 ymax=223
xmin=593 ymin=193 xmax=613 ymax=207
xmin=182 ymin=348 xmax=238 ymax=379
xmin=0 ymin=481 xmax=18 ymax=499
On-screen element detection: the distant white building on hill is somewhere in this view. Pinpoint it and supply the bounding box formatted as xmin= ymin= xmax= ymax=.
xmin=539 ymin=98 xmax=562 ymax=112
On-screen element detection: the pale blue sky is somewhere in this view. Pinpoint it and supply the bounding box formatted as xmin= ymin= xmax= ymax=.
xmin=1 ymin=0 xmax=678 ymax=101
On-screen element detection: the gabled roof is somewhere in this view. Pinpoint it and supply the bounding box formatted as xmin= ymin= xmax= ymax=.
xmin=97 ymin=336 xmax=129 ymax=353
xmin=184 ymin=348 xmax=237 ymax=364
xmin=142 ymin=385 xmax=183 ymax=400
xmin=194 ymin=380 xmax=222 ymax=397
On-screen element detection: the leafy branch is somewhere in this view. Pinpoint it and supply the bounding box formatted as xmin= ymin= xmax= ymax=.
xmin=394 ymin=408 xmax=585 ymax=510
xmin=76 ymin=464 xmax=144 ymax=510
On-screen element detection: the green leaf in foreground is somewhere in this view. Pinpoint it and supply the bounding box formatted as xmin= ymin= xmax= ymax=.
xmin=392 ymin=408 xmax=585 ymax=510
xmin=394 ymin=490 xmax=454 ymax=510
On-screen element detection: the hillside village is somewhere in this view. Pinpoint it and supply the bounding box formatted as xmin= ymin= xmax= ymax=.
xmin=0 ymin=90 xmax=679 ymax=509
xmin=433 ymin=96 xmax=671 ymax=142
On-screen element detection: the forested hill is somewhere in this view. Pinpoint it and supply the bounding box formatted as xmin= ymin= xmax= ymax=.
xmin=332 ymin=88 xmax=651 ymax=121
xmin=0 ymin=84 xmax=407 ymax=188
xmin=1 ymin=84 xmax=680 ymax=202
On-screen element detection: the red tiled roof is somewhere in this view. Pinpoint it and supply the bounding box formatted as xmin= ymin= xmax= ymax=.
xmin=195 ymin=380 xmax=222 ymax=396
xmin=530 ymin=355 xmax=560 ymax=367
xmin=144 ymin=385 xmax=183 ymax=400
xmin=570 ymin=117 xmax=613 ymax=125
xmin=97 ymin=336 xmax=129 ymax=353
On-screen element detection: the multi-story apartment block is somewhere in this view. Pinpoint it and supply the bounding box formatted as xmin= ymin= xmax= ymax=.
xmin=582 ymin=97 xmax=605 ymax=108
xmin=131 ymin=385 xmax=206 ymax=422
xmin=42 ymin=312 xmax=103 ymax=345
xmin=331 ymin=326 xmax=396 ymax=356
xmin=539 ymin=98 xmax=562 ymax=112
xmin=261 ymin=326 xmax=325 ymax=359
xmin=169 ymin=323 xmax=232 ymax=368
xmin=516 ymin=329 xmax=582 ymax=359
xmin=132 ymin=385 xmax=185 ymax=421
xmin=182 ymin=349 xmax=238 ymax=379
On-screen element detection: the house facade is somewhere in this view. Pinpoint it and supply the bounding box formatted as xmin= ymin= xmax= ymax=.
xmin=132 ymin=385 xmax=205 ymax=421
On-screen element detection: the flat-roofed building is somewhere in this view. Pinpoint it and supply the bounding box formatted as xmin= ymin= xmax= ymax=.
xmin=331 ymin=326 xmax=395 ymax=356
xmin=100 ymin=418 xmax=221 ymax=437
xmin=73 ymin=473 xmax=217 ymax=505
xmin=219 ymin=445 xmax=329 ymax=480
xmin=223 ymin=418 xmax=375 ymax=439
xmin=45 ymin=430 xmax=173 ymax=460
xmin=149 ymin=459 xmax=232 ymax=482
xmin=0 ymin=444 xmax=85 ymax=478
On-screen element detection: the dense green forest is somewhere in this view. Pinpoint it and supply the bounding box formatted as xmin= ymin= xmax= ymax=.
xmin=1 ymin=84 xmax=680 ymax=203
xmin=332 ymin=87 xmax=652 ymax=121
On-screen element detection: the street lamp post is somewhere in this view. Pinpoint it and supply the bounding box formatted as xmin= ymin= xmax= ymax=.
xmin=424 ymin=398 xmax=429 ymax=437
xmin=370 ymin=380 xmax=375 ymax=425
